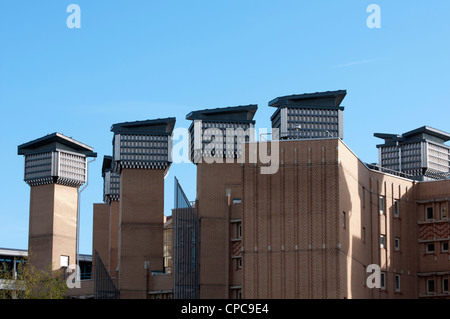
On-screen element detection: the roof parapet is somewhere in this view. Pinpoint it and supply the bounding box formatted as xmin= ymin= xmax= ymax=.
xmin=186 ymin=104 xmax=257 ymax=122
xmin=268 ymin=90 xmax=347 ymax=109
xmin=18 ymin=132 xmax=97 ymax=157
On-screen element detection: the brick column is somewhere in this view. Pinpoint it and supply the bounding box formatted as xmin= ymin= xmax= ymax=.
xmin=111 ymin=118 xmax=175 ymax=299
xmin=18 ymin=133 xmax=96 ymax=271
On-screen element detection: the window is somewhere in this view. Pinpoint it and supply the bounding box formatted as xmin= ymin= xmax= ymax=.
xmin=426 ymin=243 xmax=435 ymax=253
xmin=362 ymin=227 xmax=366 ymax=243
xmin=441 ymin=203 xmax=448 ymax=219
xmin=394 ymin=200 xmax=399 ymax=217
xmin=395 ymin=274 xmax=401 ymax=292
xmin=231 ymin=221 xmax=242 ymax=240
xmin=443 ymin=278 xmax=449 ymax=293
xmin=442 ymin=242 xmax=449 ymax=253
xmin=342 ymin=212 xmax=346 ymax=229
xmin=426 ymin=206 xmax=434 ymax=220
xmin=380 ymin=272 xmax=386 ymax=290
xmin=362 ymin=187 xmax=366 ymax=209
xmin=380 ymin=234 xmax=386 ymax=249
xmin=427 ymin=279 xmax=435 ymax=294
xmin=379 ymin=196 xmax=385 ymax=215
xmin=395 ymin=238 xmax=400 ymax=251
xmin=0 ymin=258 xmax=13 ymax=272
xmin=60 ymin=255 xmax=69 ymax=268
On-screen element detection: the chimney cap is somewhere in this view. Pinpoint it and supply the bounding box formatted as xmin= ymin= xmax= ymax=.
xmin=18 ymin=132 xmax=96 ymax=157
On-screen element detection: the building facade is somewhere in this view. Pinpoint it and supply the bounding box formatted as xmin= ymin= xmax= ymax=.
xmin=14 ymin=90 xmax=450 ymax=299
xmin=415 ymin=180 xmax=450 ymax=297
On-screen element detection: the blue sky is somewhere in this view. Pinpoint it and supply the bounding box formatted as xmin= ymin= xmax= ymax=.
xmin=1 ymin=1 xmax=449 ymax=254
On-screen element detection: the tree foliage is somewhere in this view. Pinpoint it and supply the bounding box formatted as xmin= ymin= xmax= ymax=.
xmin=0 ymin=254 xmax=68 ymax=299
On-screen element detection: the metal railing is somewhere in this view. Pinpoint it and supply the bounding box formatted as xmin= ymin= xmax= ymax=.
xmin=94 ymin=250 xmax=119 ymax=299
xmin=173 ymin=177 xmax=199 ymax=299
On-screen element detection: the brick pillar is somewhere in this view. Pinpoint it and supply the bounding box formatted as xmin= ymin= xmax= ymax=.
xmin=118 ymin=169 xmax=165 ymax=298
xmin=18 ymin=133 xmax=96 ymax=271
xmin=110 ymin=118 xmax=175 ymax=299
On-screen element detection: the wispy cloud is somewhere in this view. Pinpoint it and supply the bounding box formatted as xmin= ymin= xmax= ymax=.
xmin=334 ymin=58 xmax=383 ymax=68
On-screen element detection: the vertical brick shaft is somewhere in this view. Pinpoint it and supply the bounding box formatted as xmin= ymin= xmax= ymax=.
xmin=109 ymin=200 xmax=120 ymax=276
xmin=118 ymin=168 xmax=164 ymax=299
xmin=29 ymin=184 xmax=78 ymax=271
xmin=196 ymin=161 xmax=243 ymax=298
xmin=92 ymin=203 xmax=110 ymax=271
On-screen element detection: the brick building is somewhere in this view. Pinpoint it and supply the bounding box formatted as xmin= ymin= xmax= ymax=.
xmin=15 ymin=90 xmax=450 ymax=299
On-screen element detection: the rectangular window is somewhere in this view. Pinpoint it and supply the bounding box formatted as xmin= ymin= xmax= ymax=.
xmin=426 ymin=206 xmax=434 ymax=220
xmin=379 ymin=196 xmax=385 ymax=215
xmin=441 ymin=203 xmax=448 ymax=219
xmin=342 ymin=212 xmax=346 ymax=229
xmin=362 ymin=227 xmax=366 ymax=243
xmin=442 ymin=242 xmax=449 ymax=253
xmin=231 ymin=220 xmax=242 ymax=240
xmin=381 ymin=272 xmax=386 ymax=290
xmin=427 ymin=279 xmax=435 ymax=294
xmin=380 ymin=234 xmax=386 ymax=249
xmin=60 ymin=255 xmax=69 ymax=268
xmin=395 ymin=237 xmax=400 ymax=251
xmin=443 ymin=278 xmax=449 ymax=293
xmin=394 ymin=200 xmax=399 ymax=217
xmin=362 ymin=187 xmax=366 ymax=209
xmin=395 ymin=274 xmax=401 ymax=292
xmin=426 ymin=243 xmax=435 ymax=253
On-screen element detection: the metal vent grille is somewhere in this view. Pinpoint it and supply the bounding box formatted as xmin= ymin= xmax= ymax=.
xmin=24 ymin=151 xmax=87 ymax=187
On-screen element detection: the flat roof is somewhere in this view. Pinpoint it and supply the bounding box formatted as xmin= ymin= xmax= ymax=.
xmin=374 ymin=126 xmax=450 ymax=145
xmin=268 ymin=90 xmax=347 ymax=109
xmin=18 ymin=132 xmax=97 ymax=157
xmin=186 ymin=104 xmax=257 ymax=122
xmin=0 ymin=247 xmax=28 ymax=257
xmin=373 ymin=133 xmax=403 ymax=142
xmin=403 ymin=126 xmax=450 ymax=141
xmin=0 ymin=248 xmax=92 ymax=262
xmin=111 ymin=117 xmax=176 ymax=135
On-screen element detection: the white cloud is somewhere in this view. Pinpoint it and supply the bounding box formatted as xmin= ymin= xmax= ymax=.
xmin=334 ymin=58 xmax=380 ymax=68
